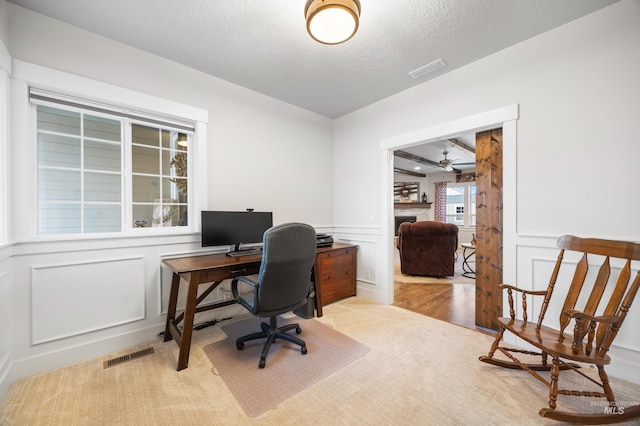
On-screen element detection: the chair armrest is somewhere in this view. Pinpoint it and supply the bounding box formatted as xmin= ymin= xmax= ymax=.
xmin=565 ymin=309 xmax=620 ymax=325
xmin=565 ymin=309 xmax=622 ymax=356
xmin=499 ymin=284 xmax=547 ymax=322
xmin=499 ymin=283 xmax=547 ymax=296
xmin=231 ymin=276 xmax=258 ymax=300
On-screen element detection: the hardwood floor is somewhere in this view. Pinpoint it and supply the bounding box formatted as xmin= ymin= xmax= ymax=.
xmin=392 ymin=248 xmax=478 ymax=329
xmin=394 ymin=281 xmax=477 ymax=329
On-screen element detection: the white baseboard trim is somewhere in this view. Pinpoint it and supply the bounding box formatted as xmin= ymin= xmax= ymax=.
xmin=0 ymin=353 xmax=11 ymax=401
xmin=608 ymin=346 xmax=640 ymax=386
xmin=356 ymin=283 xmax=386 ymax=304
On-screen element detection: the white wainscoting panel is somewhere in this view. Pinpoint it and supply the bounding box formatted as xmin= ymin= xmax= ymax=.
xmin=31 ymin=257 xmax=146 ymax=344
xmin=337 ymin=236 xmax=376 ymax=285
xmin=333 ymin=230 xmax=384 ymax=303
xmin=0 ymin=269 xmax=10 ymax=394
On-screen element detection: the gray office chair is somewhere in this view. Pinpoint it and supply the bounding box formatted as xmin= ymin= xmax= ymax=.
xmin=231 ymin=222 xmax=317 ymax=368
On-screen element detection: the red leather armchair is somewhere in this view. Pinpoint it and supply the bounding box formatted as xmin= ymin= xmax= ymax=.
xmin=397 ymin=221 xmax=459 ymax=277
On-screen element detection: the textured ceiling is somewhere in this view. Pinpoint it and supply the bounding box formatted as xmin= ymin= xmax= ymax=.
xmin=394 ymin=133 xmax=477 ymax=176
xmin=8 ymin=0 xmax=619 ymax=118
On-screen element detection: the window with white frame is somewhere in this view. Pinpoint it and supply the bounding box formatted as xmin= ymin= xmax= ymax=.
xmin=445 ymin=183 xmax=476 ymax=227
xmin=33 ymin=92 xmax=193 ymax=236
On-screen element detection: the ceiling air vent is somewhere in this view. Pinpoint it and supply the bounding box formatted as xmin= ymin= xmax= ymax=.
xmin=408 ymin=58 xmax=447 ymax=79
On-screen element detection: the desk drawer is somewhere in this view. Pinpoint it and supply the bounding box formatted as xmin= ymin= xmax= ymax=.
xmin=319 ymin=270 xmax=356 ymax=302
xmin=318 ymin=248 xmax=355 ymax=271
xmin=198 ymin=263 xmax=260 ymax=282
xmin=315 ymin=246 xmax=357 ymax=308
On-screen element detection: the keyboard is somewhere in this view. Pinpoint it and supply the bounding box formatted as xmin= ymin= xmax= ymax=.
xmin=226 ymin=248 xmax=262 ymax=257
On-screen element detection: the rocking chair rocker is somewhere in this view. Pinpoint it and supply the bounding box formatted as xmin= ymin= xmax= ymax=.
xmin=480 ymin=235 xmax=640 ymax=424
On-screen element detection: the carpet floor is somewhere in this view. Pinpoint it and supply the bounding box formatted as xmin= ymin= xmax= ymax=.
xmin=203 ymin=316 xmax=370 ymax=417
xmin=1 ymin=297 xmax=639 ymax=425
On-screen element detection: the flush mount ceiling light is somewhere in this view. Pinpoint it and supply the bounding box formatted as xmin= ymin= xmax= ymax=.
xmin=305 ymin=0 xmax=361 ymax=45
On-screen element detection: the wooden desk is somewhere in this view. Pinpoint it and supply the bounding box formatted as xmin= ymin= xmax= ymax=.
xmin=163 ymin=242 xmax=357 ymax=370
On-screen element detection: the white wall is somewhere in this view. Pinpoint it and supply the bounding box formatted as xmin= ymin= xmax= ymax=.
xmin=334 ymin=0 xmax=640 ymax=383
xmin=0 ymin=2 xmax=335 ymax=399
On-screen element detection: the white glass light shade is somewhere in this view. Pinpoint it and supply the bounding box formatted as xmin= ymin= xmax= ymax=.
xmin=305 ymin=0 xmax=361 ymax=45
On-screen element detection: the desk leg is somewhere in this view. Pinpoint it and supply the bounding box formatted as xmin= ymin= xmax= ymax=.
xmin=164 ymin=272 xmax=181 ymax=342
xmin=176 ymin=271 xmax=201 ymax=371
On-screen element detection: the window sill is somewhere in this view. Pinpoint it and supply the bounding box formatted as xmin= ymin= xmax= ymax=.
xmin=12 ymin=231 xmax=202 ymax=256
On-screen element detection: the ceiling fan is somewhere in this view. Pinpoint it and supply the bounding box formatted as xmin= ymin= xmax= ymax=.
xmin=439 ymin=151 xmax=475 ymax=172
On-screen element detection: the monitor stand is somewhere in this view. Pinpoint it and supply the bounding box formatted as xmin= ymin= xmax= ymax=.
xmin=226 ymin=243 xmax=261 ymax=257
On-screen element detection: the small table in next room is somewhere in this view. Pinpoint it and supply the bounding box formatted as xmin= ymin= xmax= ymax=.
xmin=460 ymin=243 xmax=476 ymax=279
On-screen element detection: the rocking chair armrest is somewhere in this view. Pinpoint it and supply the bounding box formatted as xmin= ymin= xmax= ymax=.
xmin=566 ymin=309 xmax=622 ymax=357
xmin=499 ymin=284 xmax=548 ymax=322
xmin=565 ymin=309 xmax=621 ymax=325
xmin=499 ymin=284 xmax=547 ymax=296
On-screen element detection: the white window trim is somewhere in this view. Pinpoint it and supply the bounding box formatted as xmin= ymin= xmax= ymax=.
xmin=12 ymin=60 xmax=208 ymax=241
xmin=446 ymin=181 xmax=476 ymax=229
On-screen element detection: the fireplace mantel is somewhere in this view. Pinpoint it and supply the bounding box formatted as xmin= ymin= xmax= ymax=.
xmin=394 ymin=202 xmax=432 ymax=209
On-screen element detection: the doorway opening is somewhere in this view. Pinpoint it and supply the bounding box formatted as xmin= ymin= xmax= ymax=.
xmin=392 ymin=131 xmax=492 ymax=330
xmin=381 ymin=105 xmax=518 ymax=331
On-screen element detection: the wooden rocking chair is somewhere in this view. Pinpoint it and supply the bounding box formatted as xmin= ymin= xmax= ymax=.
xmin=479 ymin=235 xmax=640 ymax=423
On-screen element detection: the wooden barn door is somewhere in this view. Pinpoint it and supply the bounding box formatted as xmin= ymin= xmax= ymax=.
xmin=475 ymin=129 xmax=503 ymax=330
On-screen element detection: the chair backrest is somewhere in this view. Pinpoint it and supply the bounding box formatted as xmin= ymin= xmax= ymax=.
xmin=398 ymin=221 xmax=459 ymax=251
xmin=253 ymin=222 xmax=317 ymax=314
xmin=396 ymin=221 xmax=459 ymax=276
xmin=540 ymin=235 xmax=640 ymax=354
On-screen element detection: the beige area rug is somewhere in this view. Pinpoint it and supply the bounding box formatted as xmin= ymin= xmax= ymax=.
xmin=394 ymin=247 xmax=475 ymax=285
xmin=203 ymin=316 xmax=371 ymax=417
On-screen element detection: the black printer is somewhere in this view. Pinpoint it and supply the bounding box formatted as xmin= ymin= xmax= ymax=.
xmin=316 ymin=233 xmax=334 ymax=247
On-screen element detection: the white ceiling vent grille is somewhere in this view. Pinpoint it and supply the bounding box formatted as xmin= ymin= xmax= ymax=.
xmin=408 ymin=58 xmax=447 ymax=79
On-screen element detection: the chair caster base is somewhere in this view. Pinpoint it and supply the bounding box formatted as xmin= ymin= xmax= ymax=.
xmin=234 ymin=318 xmax=308 ymax=368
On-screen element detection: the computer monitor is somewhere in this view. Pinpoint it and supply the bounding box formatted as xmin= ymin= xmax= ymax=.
xmin=201 ymin=210 xmax=273 ymax=254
